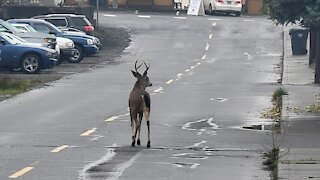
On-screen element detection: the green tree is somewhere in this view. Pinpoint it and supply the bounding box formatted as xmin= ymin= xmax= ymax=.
xmin=265 ymin=0 xmax=320 ymax=83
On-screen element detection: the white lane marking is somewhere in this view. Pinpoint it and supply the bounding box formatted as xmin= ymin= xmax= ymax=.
xmin=209 ymin=34 xmax=213 ymax=39
xmin=90 ymin=135 xmax=104 ymax=141
xmin=9 ymin=167 xmax=34 ymax=178
xmin=138 ymin=15 xmax=151 ymax=18
xmin=110 ymin=152 xmax=141 ymax=180
xmin=244 ymin=52 xmax=252 ymax=60
xmin=212 ymin=22 xmax=217 ymax=27
xmin=78 ymin=149 xmax=116 ymax=180
xmin=152 ymin=86 xmax=164 ymax=93
xmin=243 ymin=19 xmax=256 ymax=22
xmin=201 ymin=54 xmax=207 ymax=60
xmin=166 ymin=79 xmax=174 ymax=84
xmin=80 ymin=128 xmax=97 ymax=136
xmin=208 ymin=18 xmax=221 ymax=21
xmin=103 ymin=14 xmax=117 ymax=17
xmin=205 ymin=43 xmax=210 ymax=51
xmin=193 ymin=140 xmax=207 ymax=147
xmin=174 ymin=17 xmax=187 ymax=19
xmin=51 ymin=145 xmax=69 ymax=153
xmin=176 ymin=73 xmax=183 ymax=80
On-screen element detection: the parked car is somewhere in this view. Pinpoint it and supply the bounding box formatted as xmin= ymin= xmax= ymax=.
xmin=204 ymin=0 xmax=242 ymax=16
xmin=33 ymin=14 xmax=95 ymax=35
xmin=0 ymin=19 xmax=57 ymax=50
xmin=11 ymin=23 xmax=77 ymax=64
xmin=0 ymin=32 xmax=58 ymax=74
xmin=8 ymin=19 xmax=101 ymax=63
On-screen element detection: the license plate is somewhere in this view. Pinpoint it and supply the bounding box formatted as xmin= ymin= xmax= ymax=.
xmin=227 ymin=1 xmax=232 ymax=4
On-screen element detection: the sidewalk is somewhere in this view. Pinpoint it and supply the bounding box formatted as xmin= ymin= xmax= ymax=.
xmin=279 ymin=25 xmax=320 ymax=179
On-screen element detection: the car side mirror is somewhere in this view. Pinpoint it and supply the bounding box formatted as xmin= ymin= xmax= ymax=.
xmin=0 ymin=39 xmax=6 ymax=45
xmin=49 ymin=31 xmax=56 ymax=35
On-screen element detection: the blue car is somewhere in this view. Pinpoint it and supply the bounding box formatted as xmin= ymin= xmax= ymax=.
xmin=0 ymin=32 xmax=58 ymax=74
xmin=8 ymin=19 xmax=101 ymax=63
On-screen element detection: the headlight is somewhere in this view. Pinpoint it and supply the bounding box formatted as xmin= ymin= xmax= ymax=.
xmin=94 ymin=38 xmax=100 ymax=44
xmin=44 ymin=38 xmax=54 ymax=43
xmin=86 ymin=39 xmax=94 ymax=45
xmin=65 ymin=41 xmax=74 ymax=48
xmin=46 ymin=51 xmax=54 ymax=57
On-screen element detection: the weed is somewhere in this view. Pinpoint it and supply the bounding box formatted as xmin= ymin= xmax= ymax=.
xmin=306 ymin=94 xmax=320 ymax=113
xmin=0 ymin=76 xmax=42 ymax=95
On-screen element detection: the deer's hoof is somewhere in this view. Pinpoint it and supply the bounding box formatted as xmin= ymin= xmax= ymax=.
xmin=131 ymin=142 xmax=135 ymax=147
xmin=137 ymin=139 xmax=141 ymax=145
xmin=147 ymin=141 xmax=151 ymax=148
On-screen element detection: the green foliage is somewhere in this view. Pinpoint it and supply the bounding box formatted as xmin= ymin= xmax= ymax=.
xmin=0 ymin=76 xmax=40 ymax=95
xmin=265 ymin=0 xmax=320 ymax=30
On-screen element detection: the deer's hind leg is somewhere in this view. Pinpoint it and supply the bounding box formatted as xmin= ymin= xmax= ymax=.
xmin=136 ymin=112 xmax=143 ymax=145
xmin=144 ymin=108 xmax=151 ymax=148
xmin=130 ymin=112 xmax=137 ymax=147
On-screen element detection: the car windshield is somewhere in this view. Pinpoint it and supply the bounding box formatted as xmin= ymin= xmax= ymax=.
xmin=47 ymin=22 xmax=63 ymax=33
xmin=0 ymin=33 xmax=26 ymax=44
xmin=71 ymin=17 xmax=92 ymax=26
xmin=16 ymin=24 xmax=38 ymax=32
xmin=0 ymin=21 xmax=21 ymax=33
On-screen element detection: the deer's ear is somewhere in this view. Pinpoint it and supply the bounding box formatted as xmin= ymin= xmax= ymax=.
xmin=131 ymin=70 xmax=141 ymax=77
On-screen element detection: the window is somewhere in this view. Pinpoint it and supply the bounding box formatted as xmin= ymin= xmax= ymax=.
xmin=46 ymin=18 xmax=67 ymax=27
xmin=34 ymin=23 xmax=52 ymax=34
xmin=71 ymin=17 xmax=92 ymax=26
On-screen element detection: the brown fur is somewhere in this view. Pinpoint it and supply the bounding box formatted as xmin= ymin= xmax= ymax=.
xmin=129 ymin=61 xmax=152 ymax=147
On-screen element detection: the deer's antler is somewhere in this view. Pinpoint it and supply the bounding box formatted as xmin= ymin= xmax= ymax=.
xmin=143 ymin=61 xmax=150 ymax=75
xmin=134 ymin=60 xmax=143 ymax=73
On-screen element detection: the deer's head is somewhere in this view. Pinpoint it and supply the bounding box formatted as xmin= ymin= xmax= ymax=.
xmin=131 ymin=60 xmax=152 ymax=88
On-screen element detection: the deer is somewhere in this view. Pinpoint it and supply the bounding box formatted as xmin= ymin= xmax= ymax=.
xmin=129 ymin=60 xmax=152 ymax=148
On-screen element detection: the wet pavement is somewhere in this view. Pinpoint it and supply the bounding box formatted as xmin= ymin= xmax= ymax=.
xmin=0 ymin=11 xmax=284 ymax=179
xmin=278 ymin=25 xmax=320 ymax=179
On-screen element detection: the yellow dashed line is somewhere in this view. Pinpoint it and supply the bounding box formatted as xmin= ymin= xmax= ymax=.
xmin=80 ymin=128 xmax=97 ymax=136
xmin=9 ymin=167 xmax=34 ymax=178
xmin=201 ymin=54 xmax=207 ymax=60
xmin=51 ymin=145 xmax=69 ymax=153
xmin=166 ymin=79 xmax=174 ymax=84
xmin=105 ymin=116 xmax=119 ymax=122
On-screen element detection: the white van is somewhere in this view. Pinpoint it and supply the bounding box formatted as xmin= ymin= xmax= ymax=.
xmin=203 ymin=0 xmax=243 ymax=16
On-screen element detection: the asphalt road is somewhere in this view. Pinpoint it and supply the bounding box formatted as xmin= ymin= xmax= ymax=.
xmin=0 ymin=11 xmax=283 ymax=179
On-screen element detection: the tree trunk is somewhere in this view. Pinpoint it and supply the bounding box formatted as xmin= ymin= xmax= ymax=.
xmin=309 ymin=30 xmax=317 ymax=65
xmin=315 ymin=31 xmax=320 ymax=84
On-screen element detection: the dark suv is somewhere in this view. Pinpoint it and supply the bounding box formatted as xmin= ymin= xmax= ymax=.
xmin=33 ymin=14 xmax=95 ymax=35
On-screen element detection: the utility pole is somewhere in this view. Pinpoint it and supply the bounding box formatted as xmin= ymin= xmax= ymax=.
xmin=96 ymin=0 xmax=99 ymax=29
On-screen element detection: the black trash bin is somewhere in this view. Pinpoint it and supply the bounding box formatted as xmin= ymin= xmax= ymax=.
xmin=289 ymin=29 xmax=308 ymax=55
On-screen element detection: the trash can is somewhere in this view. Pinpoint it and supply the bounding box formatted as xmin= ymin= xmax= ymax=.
xmin=289 ymin=29 xmax=308 ymax=55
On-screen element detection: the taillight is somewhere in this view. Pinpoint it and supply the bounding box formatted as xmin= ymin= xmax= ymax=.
xmin=84 ymin=25 xmax=94 ymax=32
xmin=235 ymin=0 xmax=241 ymax=4
xmin=216 ymin=0 xmax=224 ymax=3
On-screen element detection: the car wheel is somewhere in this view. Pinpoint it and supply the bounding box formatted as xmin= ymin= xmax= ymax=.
xmin=235 ymin=12 xmax=241 ymax=16
xmin=209 ymin=4 xmax=213 ymax=15
xmin=21 ymin=54 xmax=41 ymax=74
xmin=67 ymin=45 xmax=84 ymax=63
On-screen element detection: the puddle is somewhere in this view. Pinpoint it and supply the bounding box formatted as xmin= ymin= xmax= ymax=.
xmin=182 ymin=118 xmax=219 ymax=136
xmin=173 ymin=162 xmax=200 ymax=169
xmin=210 ymin=98 xmax=228 ymax=103
xmin=172 ymin=153 xmax=208 ymax=160
xmin=242 ymin=124 xmax=273 ymax=131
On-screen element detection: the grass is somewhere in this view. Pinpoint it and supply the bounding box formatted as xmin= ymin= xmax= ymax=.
xmin=0 ymin=76 xmax=42 ymax=95
xmin=261 ymin=87 xmax=288 ymax=180
xmin=261 ymin=87 xmax=288 ymax=120
xmin=263 ymin=146 xmax=279 ymax=180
